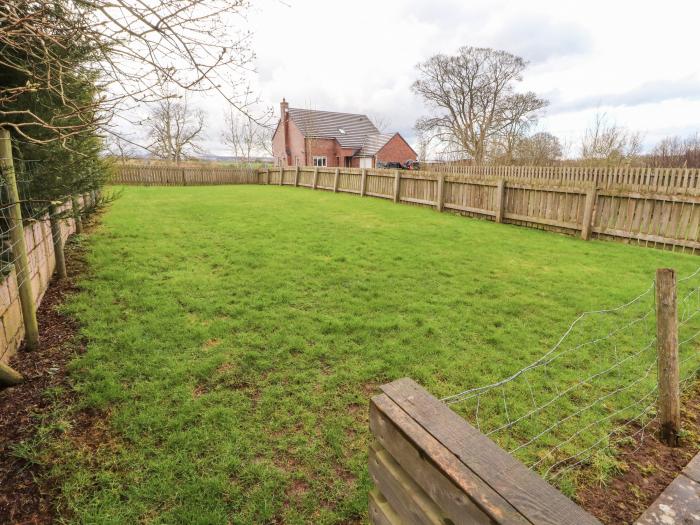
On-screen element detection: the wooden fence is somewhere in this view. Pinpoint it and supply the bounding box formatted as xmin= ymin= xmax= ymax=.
xmin=264 ymin=166 xmax=700 ymax=254
xmin=113 ymin=164 xmax=259 ymax=186
xmin=369 ymin=378 xmax=601 ymax=524
xmin=422 ymin=164 xmax=700 ymax=193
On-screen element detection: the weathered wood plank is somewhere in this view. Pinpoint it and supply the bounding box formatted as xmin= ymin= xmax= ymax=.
xmin=634 ymin=473 xmax=700 ymax=525
xmin=371 ymin=394 xmax=512 ymax=525
xmin=682 ymin=453 xmax=700 ymax=484
xmin=369 ymin=441 xmax=446 ymax=525
xmin=443 ymin=203 xmax=496 ymax=217
xmin=369 ymin=489 xmax=402 ymax=525
xmin=592 ymin=226 xmax=700 ymax=250
xmin=400 ymin=196 xmax=436 ymax=206
xmin=380 ymin=378 xmax=601 ymax=525
xmin=504 ymin=213 xmax=581 ymax=231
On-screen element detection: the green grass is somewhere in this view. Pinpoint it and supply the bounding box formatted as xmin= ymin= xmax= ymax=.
xmin=40 ymin=186 xmax=700 ymax=523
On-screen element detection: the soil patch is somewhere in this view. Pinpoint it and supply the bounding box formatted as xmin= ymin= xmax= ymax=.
xmin=0 ymin=223 xmax=94 ymax=524
xmin=576 ymin=384 xmax=700 ymax=524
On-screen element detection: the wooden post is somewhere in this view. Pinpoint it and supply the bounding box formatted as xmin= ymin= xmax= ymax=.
xmin=360 ymin=168 xmax=367 ymax=196
xmin=0 ymin=360 xmax=23 ymax=386
xmin=279 ymin=167 xmax=284 ymax=186
xmin=333 ymin=168 xmax=340 ymax=193
xmin=49 ymin=204 xmax=67 ymax=280
xmin=313 ymin=167 xmax=319 ymax=190
xmin=71 ymin=195 xmax=83 ymax=234
xmin=0 ymin=129 xmax=39 ymax=351
xmin=294 ymin=165 xmax=300 ymax=187
xmin=581 ymin=189 xmax=597 ymax=240
xmin=656 ymin=268 xmax=681 ymax=447
xmin=393 ymin=170 xmax=401 ymax=203
xmin=436 ymin=174 xmax=445 ymax=212
xmin=181 ymin=167 xmax=187 ymax=186
xmin=495 ymin=179 xmax=506 ymax=223
xmin=265 ymin=168 xmax=270 ymax=185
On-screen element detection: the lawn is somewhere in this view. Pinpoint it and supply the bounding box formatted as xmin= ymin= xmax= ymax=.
xmin=37 ymin=185 xmax=700 ymax=524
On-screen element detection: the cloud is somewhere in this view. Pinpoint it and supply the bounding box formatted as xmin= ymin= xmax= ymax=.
xmin=490 ymin=15 xmax=592 ymax=64
xmin=551 ymin=77 xmax=700 ymax=113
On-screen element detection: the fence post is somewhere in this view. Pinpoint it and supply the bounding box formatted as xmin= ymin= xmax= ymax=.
xmin=393 ymin=170 xmax=401 ymax=203
xmin=294 ymin=165 xmax=300 ymax=187
xmin=0 ymin=128 xmax=39 ymax=351
xmin=333 ymin=168 xmax=340 ymax=193
xmin=265 ymin=168 xmax=270 ymax=185
xmin=0 ymin=360 xmax=23 ymax=385
xmin=279 ymin=167 xmax=284 ymax=186
xmin=436 ymin=174 xmax=445 ymax=212
xmin=495 ymin=179 xmax=506 ymax=223
xmin=581 ymin=189 xmax=597 ymax=240
xmin=313 ymin=167 xmax=319 ymax=190
xmin=49 ymin=204 xmax=67 ymax=280
xmin=656 ymin=268 xmax=680 ymax=446
xmin=71 ymin=195 xmax=83 ymax=234
xmin=360 ymin=168 xmax=367 ymax=196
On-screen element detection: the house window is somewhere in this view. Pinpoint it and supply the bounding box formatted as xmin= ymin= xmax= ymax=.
xmin=313 ymin=156 xmax=327 ymax=167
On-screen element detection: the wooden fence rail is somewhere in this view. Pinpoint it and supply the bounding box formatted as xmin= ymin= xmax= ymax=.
xmin=369 ymin=378 xmax=601 ymax=524
xmin=265 ymin=166 xmax=700 ymax=254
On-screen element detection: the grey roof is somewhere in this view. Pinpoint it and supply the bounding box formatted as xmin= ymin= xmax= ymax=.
xmin=288 ymin=107 xmax=379 ymax=149
xmin=358 ymin=133 xmax=394 ymax=156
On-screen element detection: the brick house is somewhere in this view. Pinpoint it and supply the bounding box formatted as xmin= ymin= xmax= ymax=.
xmin=272 ymin=99 xmax=417 ymax=168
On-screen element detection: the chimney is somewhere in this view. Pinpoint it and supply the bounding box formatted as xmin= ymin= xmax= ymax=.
xmin=280 ymin=98 xmax=290 ymax=166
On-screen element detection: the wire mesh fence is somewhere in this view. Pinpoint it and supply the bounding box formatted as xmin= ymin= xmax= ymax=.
xmin=0 ymin=156 xmax=99 ymax=367
xmin=442 ymin=267 xmax=700 ymax=488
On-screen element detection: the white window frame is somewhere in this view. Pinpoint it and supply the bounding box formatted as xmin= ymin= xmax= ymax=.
xmin=312 ymin=156 xmax=327 ymax=167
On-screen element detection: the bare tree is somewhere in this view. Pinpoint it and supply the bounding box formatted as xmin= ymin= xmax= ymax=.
xmin=414 ymin=128 xmax=433 ymax=162
xmin=515 ymin=132 xmax=563 ymax=165
xmin=412 ymin=47 xmax=548 ymax=163
xmin=0 ymin=0 xmax=260 ymax=147
xmin=369 ymin=114 xmax=392 ymax=133
xmin=580 ymin=112 xmax=643 ymax=166
xmin=145 ymin=89 xmax=205 ymax=163
xmin=649 ymin=133 xmax=700 ymax=167
xmin=223 ymin=109 xmax=273 ymax=163
xmin=105 ymin=135 xmax=136 ymax=163
xmin=491 ymin=93 xmax=543 ymax=163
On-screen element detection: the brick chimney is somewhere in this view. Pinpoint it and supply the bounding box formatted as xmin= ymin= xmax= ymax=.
xmin=280 ymin=98 xmax=290 ymax=166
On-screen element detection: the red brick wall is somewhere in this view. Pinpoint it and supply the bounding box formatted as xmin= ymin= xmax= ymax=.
xmin=305 ymin=138 xmax=338 ymax=166
xmin=376 ymin=134 xmax=417 ymax=165
xmin=271 ymin=122 xmax=286 ymax=166
xmin=272 ymin=118 xmax=308 ymax=166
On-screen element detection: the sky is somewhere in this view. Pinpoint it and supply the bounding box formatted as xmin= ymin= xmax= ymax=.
xmin=194 ymin=0 xmax=700 ymax=157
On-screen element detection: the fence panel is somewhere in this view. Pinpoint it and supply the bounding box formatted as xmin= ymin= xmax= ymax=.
xmin=113 ymin=164 xmax=259 ymax=186
xmin=317 ymin=169 xmax=335 ymax=190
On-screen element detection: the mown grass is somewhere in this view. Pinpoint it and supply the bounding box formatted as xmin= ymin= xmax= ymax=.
xmin=39 ymin=185 xmax=700 ymax=523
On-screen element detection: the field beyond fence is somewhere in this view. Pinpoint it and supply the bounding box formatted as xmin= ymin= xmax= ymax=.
xmin=115 ymin=163 xmax=700 ymax=254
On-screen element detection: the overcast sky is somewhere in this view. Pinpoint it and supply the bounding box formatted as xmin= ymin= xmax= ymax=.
xmin=195 ymin=0 xmax=700 ymax=157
